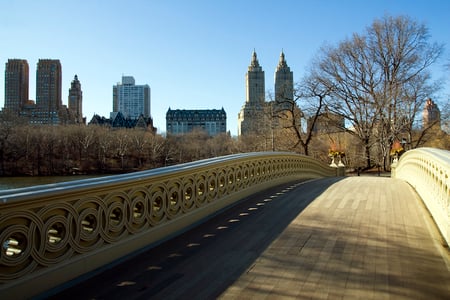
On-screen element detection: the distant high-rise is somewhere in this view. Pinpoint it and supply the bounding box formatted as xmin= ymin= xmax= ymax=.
xmin=238 ymin=50 xmax=267 ymax=136
xmin=35 ymin=59 xmax=62 ymax=124
xmin=112 ymin=76 xmax=151 ymax=119
xmin=68 ymin=75 xmax=83 ymax=124
xmin=423 ymin=98 xmax=440 ymax=129
xmin=274 ymin=51 xmax=293 ymax=103
xmin=246 ymin=50 xmax=265 ymax=105
xmin=4 ymin=59 xmax=29 ymax=113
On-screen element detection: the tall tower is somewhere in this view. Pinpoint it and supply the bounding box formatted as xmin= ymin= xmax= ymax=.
xmin=423 ymin=98 xmax=441 ymax=129
xmin=246 ymin=50 xmax=265 ymax=104
xmin=238 ymin=50 xmax=268 ymax=136
xmin=274 ymin=51 xmax=293 ymax=103
xmin=112 ymin=76 xmax=151 ymax=119
xmin=36 ymin=59 xmax=62 ymax=124
xmin=68 ymin=75 xmax=83 ymax=124
xmin=4 ymin=59 xmax=29 ymax=113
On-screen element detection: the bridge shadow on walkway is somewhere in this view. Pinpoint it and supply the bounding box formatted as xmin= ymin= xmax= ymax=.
xmin=46 ymin=177 xmax=450 ymax=300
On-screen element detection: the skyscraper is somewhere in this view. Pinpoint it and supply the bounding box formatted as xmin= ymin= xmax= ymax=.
xmin=112 ymin=76 xmax=151 ymax=119
xmin=4 ymin=59 xmax=29 ymax=113
xmin=35 ymin=59 xmax=62 ymax=124
xmin=274 ymin=51 xmax=293 ymax=103
xmin=246 ymin=50 xmax=265 ymax=105
xmin=272 ymin=51 xmax=296 ymax=131
xmin=238 ymin=50 xmax=267 ymax=136
xmin=68 ymin=75 xmax=83 ymax=124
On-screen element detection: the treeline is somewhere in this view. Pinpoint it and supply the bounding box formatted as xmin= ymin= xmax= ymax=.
xmin=0 ymin=120 xmax=339 ymax=176
xmin=0 ymin=121 xmax=448 ymax=176
xmin=0 ymin=124 xmax=242 ymax=176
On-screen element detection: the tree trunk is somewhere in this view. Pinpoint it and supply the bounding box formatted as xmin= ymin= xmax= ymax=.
xmin=365 ymin=143 xmax=371 ymax=169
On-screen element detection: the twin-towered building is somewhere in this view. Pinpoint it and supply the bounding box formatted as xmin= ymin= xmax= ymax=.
xmin=3 ymin=59 xmax=83 ymax=124
xmin=238 ymin=50 xmax=294 ymax=137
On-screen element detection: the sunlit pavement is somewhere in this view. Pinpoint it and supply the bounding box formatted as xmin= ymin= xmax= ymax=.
xmin=47 ymin=177 xmax=450 ymax=299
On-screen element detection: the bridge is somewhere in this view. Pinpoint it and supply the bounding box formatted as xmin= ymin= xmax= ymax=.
xmin=0 ymin=149 xmax=449 ymax=299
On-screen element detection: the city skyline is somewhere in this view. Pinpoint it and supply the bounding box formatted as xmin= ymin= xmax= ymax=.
xmin=1 ymin=1 xmax=449 ymax=135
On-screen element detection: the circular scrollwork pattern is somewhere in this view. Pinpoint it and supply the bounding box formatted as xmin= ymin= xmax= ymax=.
xmin=103 ymin=197 xmax=128 ymax=243
xmin=0 ymin=212 xmax=42 ymax=281
xmin=235 ymin=167 xmax=243 ymax=188
xmin=226 ymin=167 xmax=236 ymax=194
xmin=37 ymin=215 xmax=73 ymax=266
xmin=206 ymin=171 xmax=218 ymax=201
xmin=217 ymin=169 xmax=228 ymax=198
xmin=1 ymin=225 xmax=31 ymax=266
xmin=78 ymin=208 xmax=100 ymax=242
xmin=181 ymin=177 xmax=196 ymax=212
xmin=166 ymin=179 xmax=182 ymax=219
xmin=195 ymin=173 xmax=208 ymax=205
xmin=126 ymin=188 xmax=149 ymax=233
xmin=149 ymin=184 xmax=167 ymax=225
xmin=0 ymin=153 xmax=336 ymax=285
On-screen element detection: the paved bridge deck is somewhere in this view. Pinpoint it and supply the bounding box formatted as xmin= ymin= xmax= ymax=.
xmin=47 ymin=177 xmax=450 ymax=299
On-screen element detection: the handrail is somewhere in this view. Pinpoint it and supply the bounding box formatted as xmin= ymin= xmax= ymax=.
xmin=392 ymin=147 xmax=450 ymax=246
xmin=0 ymin=152 xmax=337 ymax=298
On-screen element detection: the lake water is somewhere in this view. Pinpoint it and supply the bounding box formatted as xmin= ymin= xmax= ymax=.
xmin=0 ymin=175 xmax=106 ymax=190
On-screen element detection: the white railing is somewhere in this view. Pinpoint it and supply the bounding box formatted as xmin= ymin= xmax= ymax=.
xmin=0 ymin=152 xmax=336 ymax=298
xmin=392 ymin=147 xmax=450 ymax=246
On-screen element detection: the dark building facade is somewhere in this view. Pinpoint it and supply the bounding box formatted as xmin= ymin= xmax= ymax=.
xmin=166 ymin=108 xmax=227 ymax=136
xmin=36 ymin=59 xmax=62 ymax=110
xmin=89 ymin=112 xmax=156 ymax=133
xmin=4 ymin=59 xmax=29 ymax=113
xmin=68 ymin=75 xmax=83 ymax=124
xmin=35 ymin=59 xmax=62 ymax=124
xmin=423 ymin=98 xmax=441 ymax=129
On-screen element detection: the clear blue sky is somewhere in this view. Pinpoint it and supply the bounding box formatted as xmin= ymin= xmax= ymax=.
xmin=1 ymin=0 xmax=449 ymax=135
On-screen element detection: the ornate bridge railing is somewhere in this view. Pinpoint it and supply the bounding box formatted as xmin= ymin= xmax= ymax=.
xmin=0 ymin=152 xmax=337 ymax=298
xmin=392 ymin=147 xmax=450 ymax=246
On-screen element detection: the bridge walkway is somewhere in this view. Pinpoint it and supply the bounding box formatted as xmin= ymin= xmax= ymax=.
xmin=47 ymin=177 xmax=450 ymax=299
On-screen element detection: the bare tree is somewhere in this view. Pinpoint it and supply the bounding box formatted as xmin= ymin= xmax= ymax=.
xmin=129 ymin=129 xmax=149 ymax=169
xmin=73 ymin=125 xmax=95 ymax=167
xmin=270 ymin=73 xmax=330 ymax=156
xmin=0 ymin=112 xmax=25 ymax=174
xmin=115 ymin=129 xmax=130 ymax=170
xmin=206 ymin=132 xmax=236 ymax=157
xmin=147 ymin=133 xmax=167 ymax=168
xmin=312 ymin=15 xmax=444 ymax=169
xmin=94 ymin=126 xmax=113 ymax=171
